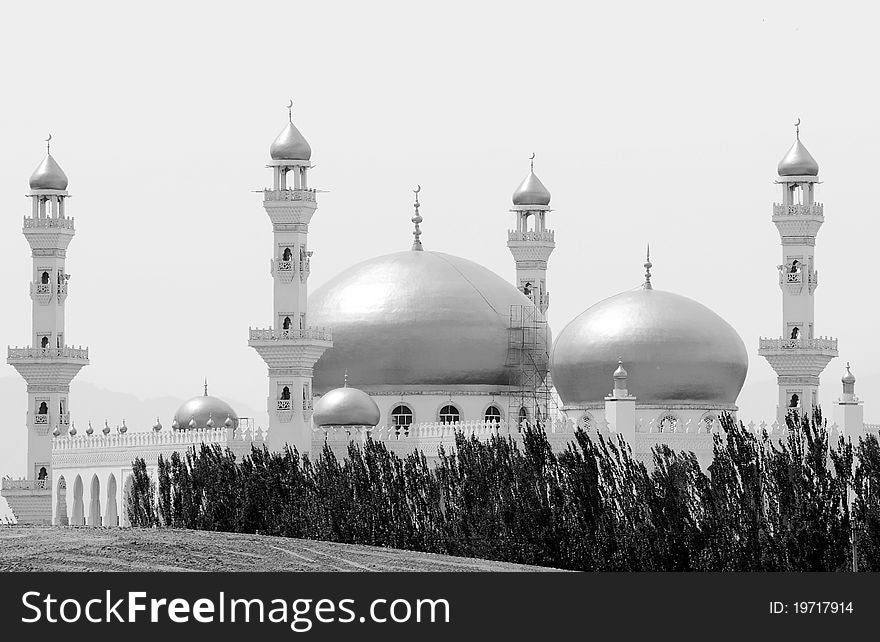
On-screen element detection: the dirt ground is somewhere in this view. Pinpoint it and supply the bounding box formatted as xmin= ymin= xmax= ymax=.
xmin=0 ymin=526 xmax=555 ymax=572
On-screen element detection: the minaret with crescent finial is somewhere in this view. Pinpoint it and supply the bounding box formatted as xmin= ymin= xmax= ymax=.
xmin=508 ymin=153 xmax=554 ymax=316
xmin=248 ymin=101 xmax=332 ymax=453
xmin=2 ymin=135 xmax=89 ymax=524
xmin=759 ymin=119 xmax=837 ymax=424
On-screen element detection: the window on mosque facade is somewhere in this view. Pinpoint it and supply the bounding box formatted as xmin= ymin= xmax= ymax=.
xmin=391 ymin=405 xmax=413 ymax=428
xmin=790 ymin=327 xmax=800 ymax=340
xmin=439 ymin=405 xmax=460 ymax=424
xmin=38 ymin=402 xmax=48 ymax=415
xmin=789 ymin=393 xmax=799 ymax=408
xmin=41 ymin=336 xmax=49 ymax=348
xmin=280 ymin=386 xmax=291 ymax=400
xmin=484 ymin=405 xmax=501 ymax=423
xmin=282 ymin=247 xmax=292 ymax=261
xmin=518 ymin=407 xmax=529 ymax=426
xmin=41 ymin=271 xmax=49 ymax=284
xmin=282 ymin=316 xmax=292 ymax=330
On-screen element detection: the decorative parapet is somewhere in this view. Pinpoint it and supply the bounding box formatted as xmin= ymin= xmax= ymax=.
xmin=1 ymin=478 xmax=50 ymax=491
xmin=249 ymin=326 xmax=332 ymax=342
xmin=23 ymin=216 xmax=75 ymax=230
xmin=758 ymin=337 xmax=838 ymax=352
xmin=263 ymin=188 xmax=317 ymax=203
xmin=772 ymin=203 xmax=824 ymax=218
xmin=507 ymin=230 xmax=555 ymax=243
xmin=52 ymin=426 xmax=267 ymax=452
xmin=8 ymin=346 xmax=90 ymax=360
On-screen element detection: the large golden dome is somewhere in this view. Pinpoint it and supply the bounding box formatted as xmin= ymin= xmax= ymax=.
xmin=309 ymin=250 xmax=537 ymax=393
xmin=551 ymin=288 xmax=748 ymax=406
xmin=172 ymin=387 xmax=240 ymax=431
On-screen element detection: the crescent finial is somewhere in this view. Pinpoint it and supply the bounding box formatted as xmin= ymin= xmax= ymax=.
xmin=795 ymin=117 xmax=801 ymax=138
xmin=45 ymin=133 xmax=52 ymax=153
xmin=413 ymin=184 xmax=421 ymax=195
xmin=529 ymin=152 xmax=535 ymax=171
xmin=287 ymin=99 xmax=293 ymax=121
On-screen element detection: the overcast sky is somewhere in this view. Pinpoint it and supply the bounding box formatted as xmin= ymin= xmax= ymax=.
xmin=1 ymin=1 xmax=877 ymax=489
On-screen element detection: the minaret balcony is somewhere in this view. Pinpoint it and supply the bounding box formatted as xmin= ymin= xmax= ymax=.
xmin=277 ymin=399 xmax=292 ymax=411
xmin=263 ymin=188 xmax=317 ymax=203
xmin=249 ymin=326 xmax=333 ymax=342
xmin=758 ymin=337 xmax=838 ymax=354
xmin=7 ymin=346 xmax=90 ymax=361
xmin=33 ymin=414 xmax=48 ymax=425
xmin=23 ymin=216 xmax=75 ymax=231
xmin=772 ymin=203 xmax=824 ymax=218
xmin=508 ymin=230 xmax=555 ymax=243
xmin=30 ymin=282 xmax=53 ymax=304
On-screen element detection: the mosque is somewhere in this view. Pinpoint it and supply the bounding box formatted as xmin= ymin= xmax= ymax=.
xmin=1 ymin=109 xmax=871 ymax=526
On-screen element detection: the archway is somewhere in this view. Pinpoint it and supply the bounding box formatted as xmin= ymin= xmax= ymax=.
xmin=55 ymin=476 xmax=68 ymax=526
xmin=789 ymin=393 xmax=799 ymax=408
xmin=40 ymin=336 xmax=49 ymax=349
xmin=120 ymin=475 xmax=134 ymax=527
xmin=88 ymin=474 xmax=102 ymax=526
xmin=105 ymin=474 xmax=118 ymax=527
xmin=72 ymin=475 xmax=84 ymax=525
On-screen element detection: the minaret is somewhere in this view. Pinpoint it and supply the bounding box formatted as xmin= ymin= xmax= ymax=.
xmin=248 ymin=103 xmax=332 ymax=453
xmin=834 ymin=363 xmax=864 ymax=439
xmin=604 ymin=359 xmax=636 ymax=441
xmin=759 ymin=120 xmax=837 ymax=423
xmin=5 ymin=136 xmax=89 ymax=492
xmin=508 ymin=154 xmax=554 ymax=316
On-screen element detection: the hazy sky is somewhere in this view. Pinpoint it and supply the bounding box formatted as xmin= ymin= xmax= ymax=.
xmin=1 ymin=0 xmax=878 ymax=480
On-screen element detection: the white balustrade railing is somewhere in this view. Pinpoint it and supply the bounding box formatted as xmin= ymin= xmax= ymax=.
xmin=8 ymin=346 xmax=89 ymax=360
xmin=263 ymin=188 xmax=317 ymax=202
xmin=249 ymin=326 xmax=332 ymax=342
xmin=275 ymin=259 xmax=293 ymax=271
xmin=277 ymin=399 xmax=292 ymax=411
xmin=786 ymin=272 xmax=801 ymax=284
xmin=34 ymin=414 xmax=48 ymax=425
xmin=52 ymin=426 xmax=267 ymax=451
xmin=772 ymin=203 xmax=824 ymax=217
xmin=507 ymin=230 xmax=555 ymax=242
xmin=303 ymin=399 xmax=313 ymax=411
xmin=758 ymin=337 xmax=838 ymax=351
xmin=23 ymin=216 xmax=75 ymax=230
xmin=31 ymin=283 xmax=52 ymax=295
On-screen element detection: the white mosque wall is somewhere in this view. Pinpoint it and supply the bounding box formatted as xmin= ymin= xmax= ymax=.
xmin=367 ymin=392 xmax=519 ymax=428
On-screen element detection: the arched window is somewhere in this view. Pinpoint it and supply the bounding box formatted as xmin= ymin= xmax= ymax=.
xmin=280 ymin=386 xmax=290 ymax=400
xmin=282 ymin=247 xmax=292 ymax=261
xmin=484 ymin=405 xmax=501 ymax=423
xmin=38 ymin=467 xmax=48 ymax=480
xmin=282 ymin=316 xmax=292 ymax=330
xmin=518 ymin=407 xmax=529 ymax=427
xmin=789 ymin=259 xmax=800 ymax=273
xmin=789 ymin=393 xmax=799 ymax=408
xmin=522 ymin=282 xmax=532 ymax=296
xmin=38 ymin=402 xmax=48 ymax=415
xmin=390 ymin=404 xmax=413 ymax=428
xmin=439 ymin=405 xmax=460 ymax=424
xmin=41 ymin=336 xmax=49 ymax=348
xmin=577 ymin=413 xmax=593 ymax=430
xmin=657 ymin=413 xmax=679 ymax=433
xmin=41 ymin=271 xmax=49 ymax=284
xmin=790 ymin=327 xmax=800 ymax=340
xmin=701 ymin=415 xmax=717 ymax=434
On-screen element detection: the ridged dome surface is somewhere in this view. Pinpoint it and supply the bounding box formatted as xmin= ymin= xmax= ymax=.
xmin=270 ymin=120 xmax=311 ymax=161
xmin=29 ymin=154 xmax=68 ymax=190
xmin=173 ymin=393 xmax=239 ymax=430
xmin=313 ymin=386 xmax=381 ymax=426
xmin=777 ymin=139 xmax=819 ymax=176
xmin=512 ymin=171 xmax=551 ymax=206
xmin=309 ymin=251 xmax=540 ymax=393
xmin=551 ymin=288 xmax=747 ymax=406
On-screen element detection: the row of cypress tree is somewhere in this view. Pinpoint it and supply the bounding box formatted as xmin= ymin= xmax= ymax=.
xmin=127 ymin=410 xmax=880 ymax=571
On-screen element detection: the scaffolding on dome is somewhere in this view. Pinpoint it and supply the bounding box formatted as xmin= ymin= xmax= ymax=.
xmin=506 ymin=304 xmax=558 ymax=428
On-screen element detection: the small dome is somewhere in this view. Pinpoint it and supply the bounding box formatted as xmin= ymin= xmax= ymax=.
xmin=173 ymin=391 xmax=239 ymax=431
xmin=512 ymin=170 xmax=551 ymax=206
xmin=842 ymin=363 xmax=856 ymax=385
xmin=778 ymin=138 xmax=819 ymax=176
xmin=270 ymin=120 xmax=311 ymax=161
xmin=29 ymin=154 xmax=68 ymax=190
xmin=613 ymin=360 xmax=628 ymax=380
xmin=552 ymin=288 xmax=748 ymax=406
xmin=313 ymin=386 xmax=381 ymax=427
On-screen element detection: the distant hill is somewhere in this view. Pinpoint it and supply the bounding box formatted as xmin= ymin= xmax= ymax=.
xmin=0 ymin=526 xmax=554 ymax=572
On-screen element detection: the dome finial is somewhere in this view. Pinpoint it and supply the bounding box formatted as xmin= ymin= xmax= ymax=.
xmin=45 ymin=133 xmax=52 ymax=153
xmin=287 ymin=99 xmax=293 ymax=122
xmin=795 ymin=117 xmax=800 ymax=140
xmin=643 ymin=244 xmax=653 ymax=290
xmin=344 ymin=369 xmax=350 ymax=387
xmin=411 ymin=184 xmax=424 ymax=251
xmin=529 ymin=152 xmax=535 ymax=172
xmin=204 ymin=378 xmax=208 ymax=396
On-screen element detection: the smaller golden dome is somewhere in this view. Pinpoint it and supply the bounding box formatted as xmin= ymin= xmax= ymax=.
xmin=29 ymin=154 xmax=69 ymax=190
xmin=512 ymin=170 xmax=551 ymax=206
xmin=270 ymin=119 xmax=311 ymax=161
xmin=313 ymin=385 xmax=380 ymax=427
xmin=778 ymin=138 xmax=819 ymax=176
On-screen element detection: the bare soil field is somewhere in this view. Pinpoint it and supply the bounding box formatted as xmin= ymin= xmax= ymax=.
xmin=0 ymin=526 xmax=555 ymax=572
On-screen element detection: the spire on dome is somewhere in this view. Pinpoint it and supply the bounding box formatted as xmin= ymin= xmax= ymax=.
xmin=29 ymin=134 xmax=69 ymax=191
xmin=842 ymin=362 xmax=856 ymax=385
xmin=643 ymin=244 xmax=653 ymax=290
xmin=344 ymin=369 xmax=350 ymax=387
xmin=411 ymin=185 xmax=424 ymax=251
xmin=270 ymin=100 xmax=312 ymax=161
xmin=204 ymin=378 xmax=208 ymax=396
xmin=512 ymin=153 xmax=551 ymax=206
xmin=777 ymin=118 xmax=819 ymax=176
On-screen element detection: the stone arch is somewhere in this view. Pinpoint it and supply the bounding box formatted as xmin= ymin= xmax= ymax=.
xmin=437 ymin=402 xmax=462 ymax=425
xmin=72 ymin=475 xmax=84 ymax=525
xmin=55 ymin=476 xmax=69 ymax=526
xmin=699 ymin=413 xmax=718 ymax=434
xmin=88 ymin=474 xmax=102 ymax=526
xmin=120 ymin=474 xmax=134 ymax=527
xmin=577 ymin=412 xmax=594 ymax=430
xmin=389 ymin=403 xmax=414 ymax=429
xmin=656 ymin=412 xmax=680 ymax=433
xmin=105 ymin=474 xmax=118 ymax=527
xmin=483 ymin=403 xmax=502 ymax=423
